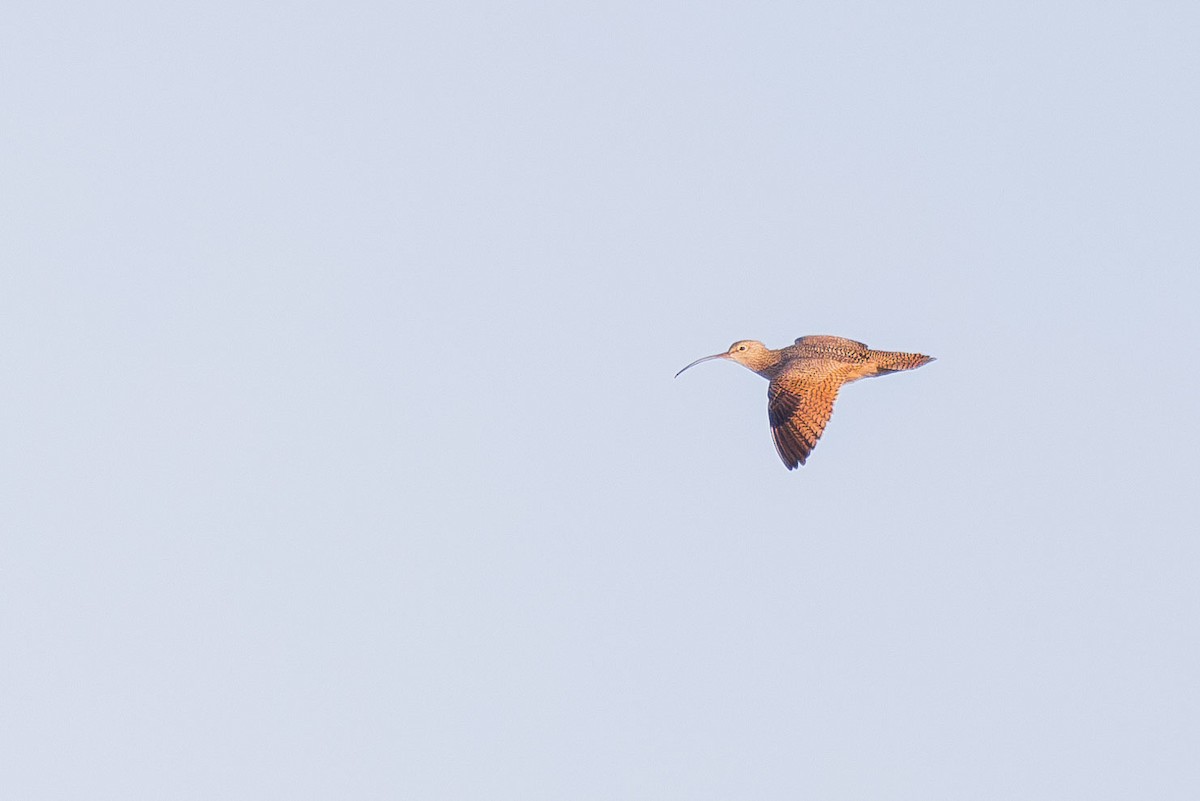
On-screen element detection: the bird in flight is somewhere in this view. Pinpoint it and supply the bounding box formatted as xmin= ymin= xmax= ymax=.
xmin=676 ymin=335 xmax=935 ymax=469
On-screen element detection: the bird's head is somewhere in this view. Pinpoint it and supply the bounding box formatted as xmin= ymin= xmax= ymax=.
xmin=675 ymin=340 xmax=770 ymax=377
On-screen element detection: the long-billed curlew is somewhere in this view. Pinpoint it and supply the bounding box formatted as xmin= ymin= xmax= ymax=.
xmin=675 ymin=335 xmax=935 ymax=469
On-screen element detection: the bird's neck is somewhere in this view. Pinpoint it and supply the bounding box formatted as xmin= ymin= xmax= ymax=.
xmin=745 ymin=349 xmax=786 ymax=379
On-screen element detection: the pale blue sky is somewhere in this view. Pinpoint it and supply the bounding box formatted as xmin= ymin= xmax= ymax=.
xmin=4 ymin=2 xmax=1199 ymax=799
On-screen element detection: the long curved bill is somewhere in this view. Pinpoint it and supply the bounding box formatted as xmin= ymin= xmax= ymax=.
xmin=674 ymin=352 xmax=729 ymax=378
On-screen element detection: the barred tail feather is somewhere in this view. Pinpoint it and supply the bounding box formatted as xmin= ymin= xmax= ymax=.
xmin=871 ymin=351 xmax=936 ymax=375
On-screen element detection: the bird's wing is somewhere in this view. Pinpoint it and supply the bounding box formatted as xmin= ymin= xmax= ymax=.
xmin=767 ymin=359 xmax=853 ymax=469
xmin=794 ymin=334 xmax=869 ymax=350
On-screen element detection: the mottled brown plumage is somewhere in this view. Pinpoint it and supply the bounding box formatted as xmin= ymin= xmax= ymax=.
xmin=675 ymin=335 xmax=935 ymax=469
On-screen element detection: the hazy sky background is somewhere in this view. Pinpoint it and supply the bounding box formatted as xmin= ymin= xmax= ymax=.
xmin=4 ymin=2 xmax=1199 ymax=799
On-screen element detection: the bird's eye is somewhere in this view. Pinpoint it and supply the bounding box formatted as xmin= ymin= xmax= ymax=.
xmin=738 ymin=345 xmax=747 ymax=351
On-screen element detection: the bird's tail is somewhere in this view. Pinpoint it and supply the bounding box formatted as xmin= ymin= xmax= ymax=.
xmin=869 ymin=351 xmax=936 ymax=375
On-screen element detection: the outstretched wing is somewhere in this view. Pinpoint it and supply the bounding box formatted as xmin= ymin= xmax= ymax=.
xmin=767 ymin=359 xmax=853 ymax=469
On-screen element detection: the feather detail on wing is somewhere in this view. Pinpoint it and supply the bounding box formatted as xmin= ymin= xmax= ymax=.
xmin=794 ymin=335 xmax=869 ymax=350
xmin=767 ymin=361 xmax=846 ymax=469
